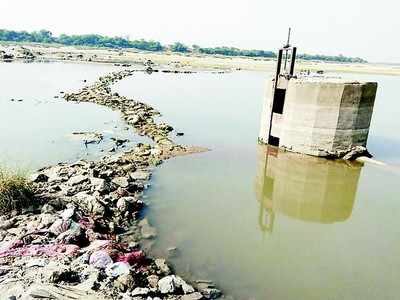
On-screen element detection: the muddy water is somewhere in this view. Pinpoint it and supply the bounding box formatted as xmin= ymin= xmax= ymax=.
xmin=0 ymin=62 xmax=140 ymax=170
xmin=114 ymin=71 xmax=400 ymax=300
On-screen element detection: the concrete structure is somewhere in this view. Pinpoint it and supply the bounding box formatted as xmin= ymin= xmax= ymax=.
xmin=255 ymin=146 xmax=362 ymax=233
xmin=259 ymin=76 xmax=378 ymax=157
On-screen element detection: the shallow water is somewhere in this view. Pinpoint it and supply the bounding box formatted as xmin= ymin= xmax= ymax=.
xmin=1 ymin=62 xmax=400 ymax=299
xmin=114 ymin=71 xmax=400 ymax=300
xmin=0 ymin=61 xmax=140 ymax=170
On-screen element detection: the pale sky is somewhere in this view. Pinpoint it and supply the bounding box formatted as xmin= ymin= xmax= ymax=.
xmin=1 ymin=0 xmax=399 ymax=63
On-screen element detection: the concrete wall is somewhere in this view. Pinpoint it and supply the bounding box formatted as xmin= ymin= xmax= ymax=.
xmin=259 ymin=77 xmax=378 ymax=156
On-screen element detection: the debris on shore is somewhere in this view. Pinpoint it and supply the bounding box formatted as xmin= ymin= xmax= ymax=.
xmin=0 ymin=71 xmax=217 ymax=299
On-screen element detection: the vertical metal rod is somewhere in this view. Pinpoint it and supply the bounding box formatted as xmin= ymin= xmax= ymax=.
xmin=268 ymin=49 xmax=283 ymax=144
xmin=286 ymin=28 xmax=291 ymax=47
xmin=274 ymin=49 xmax=283 ymax=86
xmin=290 ymin=47 xmax=297 ymax=75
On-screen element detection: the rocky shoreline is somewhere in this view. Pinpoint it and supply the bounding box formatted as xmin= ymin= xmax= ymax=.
xmin=0 ymin=70 xmax=221 ymax=299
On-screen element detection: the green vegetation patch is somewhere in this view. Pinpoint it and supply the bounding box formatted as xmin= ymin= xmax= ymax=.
xmin=0 ymin=168 xmax=34 ymax=213
xmin=0 ymin=29 xmax=367 ymax=63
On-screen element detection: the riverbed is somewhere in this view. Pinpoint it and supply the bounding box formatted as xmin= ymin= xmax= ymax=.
xmin=1 ymin=62 xmax=400 ymax=299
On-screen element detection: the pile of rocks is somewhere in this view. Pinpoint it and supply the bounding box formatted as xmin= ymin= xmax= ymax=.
xmin=0 ymin=143 xmax=220 ymax=299
xmin=63 ymin=70 xmax=185 ymax=151
xmin=0 ymin=70 xmax=218 ymax=299
xmin=0 ymin=50 xmax=14 ymax=61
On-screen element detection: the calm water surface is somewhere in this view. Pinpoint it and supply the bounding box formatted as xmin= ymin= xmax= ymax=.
xmin=114 ymin=71 xmax=400 ymax=300
xmin=0 ymin=62 xmax=139 ymax=170
xmin=1 ymin=63 xmax=400 ymax=299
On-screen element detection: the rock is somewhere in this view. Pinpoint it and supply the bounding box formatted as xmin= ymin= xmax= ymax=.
xmin=139 ymin=218 xmax=157 ymax=239
xmin=68 ymin=174 xmax=88 ymax=186
xmin=49 ymin=219 xmax=69 ymax=235
xmin=106 ymin=262 xmax=131 ymax=277
xmin=90 ymin=177 xmax=108 ymax=193
xmin=167 ymin=247 xmax=179 ymax=258
xmin=131 ymin=287 xmax=150 ymax=296
xmin=117 ymin=198 xmax=128 ymax=212
xmin=0 ymin=218 xmax=17 ymax=230
xmin=182 ymin=292 xmax=204 ymax=300
xmin=89 ymin=250 xmax=113 ymax=269
xmin=196 ymin=283 xmax=222 ymax=299
xmin=41 ymin=204 xmax=55 ymax=214
xmin=158 ymin=275 xmax=194 ymax=294
xmin=61 ymin=207 xmax=75 ymax=220
xmin=130 ymin=171 xmax=150 ymax=181
xmin=112 ymin=176 xmax=130 ymax=188
xmin=39 ymin=213 xmax=58 ymax=228
xmin=26 ymin=258 xmax=47 ymax=268
xmin=158 ymin=275 xmax=176 ymax=294
xmin=342 ymin=146 xmax=372 ymax=160
xmin=155 ymin=258 xmax=171 ymax=274
xmin=114 ymin=274 xmax=135 ymax=292
xmin=29 ymin=173 xmax=48 ymax=183
xmin=129 ymin=115 xmax=141 ymax=124
xmin=75 ymin=192 xmax=105 ymax=216
xmin=147 ymin=274 xmax=159 ymax=288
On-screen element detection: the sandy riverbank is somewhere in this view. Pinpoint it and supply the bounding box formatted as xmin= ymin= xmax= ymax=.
xmin=1 ymin=42 xmax=400 ymax=76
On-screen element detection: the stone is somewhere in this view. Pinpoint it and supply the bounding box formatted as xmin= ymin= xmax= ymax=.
xmin=112 ymin=176 xmax=130 ymax=188
xmin=106 ymin=262 xmax=131 ymax=278
xmin=89 ymin=250 xmax=113 ymax=269
xmin=181 ymin=292 xmax=204 ymax=300
xmin=39 ymin=213 xmax=58 ymax=228
xmin=158 ymin=275 xmax=194 ymax=294
xmin=197 ymin=287 xmax=222 ymax=299
xmin=61 ymin=208 xmax=75 ymax=220
xmin=155 ymin=258 xmax=170 ymax=274
xmin=29 ymin=173 xmax=48 ymax=183
xmin=131 ymin=287 xmax=150 ymax=296
xmin=139 ymin=218 xmax=157 ymax=239
xmin=130 ymin=171 xmax=150 ymax=181
xmin=90 ymin=177 xmax=108 ymax=192
xmin=41 ymin=204 xmax=55 ymax=214
xmin=117 ymin=198 xmax=128 ymax=212
xmin=68 ymin=174 xmax=88 ymax=186
xmin=26 ymin=258 xmax=47 ymax=268
xmin=114 ymin=274 xmax=135 ymax=292
xmin=147 ymin=275 xmax=159 ymax=288
xmin=158 ymin=275 xmax=176 ymax=294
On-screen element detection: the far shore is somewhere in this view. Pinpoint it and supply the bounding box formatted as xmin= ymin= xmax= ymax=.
xmin=1 ymin=41 xmax=400 ymax=76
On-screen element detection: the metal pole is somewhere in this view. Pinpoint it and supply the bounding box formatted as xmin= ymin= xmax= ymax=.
xmin=268 ymin=49 xmax=283 ymax=144
xmin=290 ymin=47 xmax=297 ymax=75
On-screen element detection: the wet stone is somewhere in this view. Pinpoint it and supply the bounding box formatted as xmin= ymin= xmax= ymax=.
xmin=112 ymin=176 xmax=130 ymax=188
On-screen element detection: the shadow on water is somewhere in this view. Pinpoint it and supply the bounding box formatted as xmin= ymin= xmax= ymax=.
xmin=255 ymin=146 xmax=363 ymax=235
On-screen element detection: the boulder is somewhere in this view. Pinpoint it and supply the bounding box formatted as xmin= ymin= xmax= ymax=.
xmin=112 ymin=177 xmax=130 ymax=188
xmin=130 ymin=171 xmax=150 ymax=181
xmin=68 ymin=174 xmax=88 ymax=186
xmin=158 ymin=275 xmax=194 ymax=294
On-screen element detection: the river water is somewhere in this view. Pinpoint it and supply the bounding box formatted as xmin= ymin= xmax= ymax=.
xmin=1 ymin=62 xmax=400 ymax=299
xmin=114 ymin=71 xmax=400 ymax=300
xmin=0 ymin=61 xmax=139 ymax=170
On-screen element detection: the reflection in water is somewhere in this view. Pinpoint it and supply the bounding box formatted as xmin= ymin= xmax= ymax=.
xmin=255 ymin=145 xmax=363 ymax=233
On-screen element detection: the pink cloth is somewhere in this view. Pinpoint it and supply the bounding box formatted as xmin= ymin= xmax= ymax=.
xmin=116 ymin=250 xmax=144 ymax=265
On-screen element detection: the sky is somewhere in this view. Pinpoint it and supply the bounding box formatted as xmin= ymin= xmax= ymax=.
xmin=1 ymin=0 xmax=399 ymax=63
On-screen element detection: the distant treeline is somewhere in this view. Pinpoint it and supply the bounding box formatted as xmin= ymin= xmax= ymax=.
xmin=0 ymin=29 xmax=367 ymax=63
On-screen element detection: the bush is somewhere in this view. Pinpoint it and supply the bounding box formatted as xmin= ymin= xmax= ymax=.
xmin=0 ymin=169 xmax=34 ymax=213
